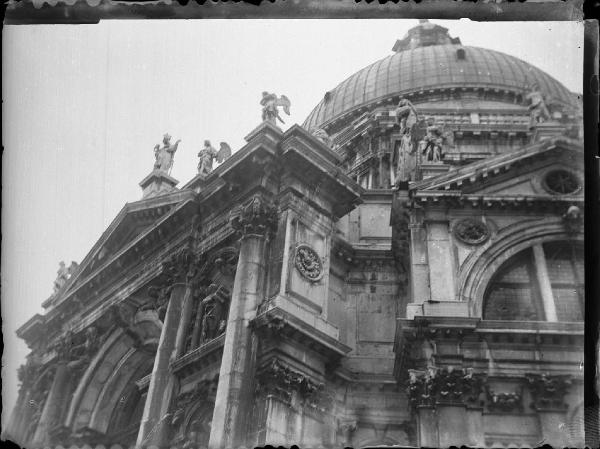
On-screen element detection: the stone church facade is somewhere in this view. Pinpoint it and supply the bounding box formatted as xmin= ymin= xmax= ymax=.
xmin=5 ymin=21 xmax=584 ymax=448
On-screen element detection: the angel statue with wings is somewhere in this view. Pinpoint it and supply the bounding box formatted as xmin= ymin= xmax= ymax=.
xmin=261 ymin=91 xmax=291 ymax=124
xmin=154 ymin=133 xmax=181 ymax=175
xmin=197 ymin=140 xmax=232 ymax=176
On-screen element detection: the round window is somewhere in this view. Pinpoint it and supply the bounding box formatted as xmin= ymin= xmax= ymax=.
xmin=543 ymin=170 xmax=580 ymax=195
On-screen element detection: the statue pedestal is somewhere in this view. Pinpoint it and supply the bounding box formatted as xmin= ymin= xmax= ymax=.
xmin=531 ymin=121 xmax=567 ymax=142
xmin=420 ymin=162 xmax=450 ymax=180
xmin=139 ymin=170 xmax=179 ymax=199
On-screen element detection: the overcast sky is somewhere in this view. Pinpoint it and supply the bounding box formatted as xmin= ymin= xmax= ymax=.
xmin=1 ymin=19 xmax=583 ymax=423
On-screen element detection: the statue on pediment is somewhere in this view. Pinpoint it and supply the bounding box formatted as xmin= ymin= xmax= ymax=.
xmin=261 ymin=92 xmax=291 ymax=124
xmin=395 ymin=97 xmax=418 ymax=134
xmin=419 ymin=118 xmax=454 ymax=163
xmin=154 ymin=133 xmax=181 ymax=174
xmin=393 ymin=100 xmax=422 ymax=184
xmin=197 ymin=141 xmax=232 ymax=176
xmin=53 ymin=260 xmax=78 ymax=294
xmin=525 ymin=83 xmax=551 ymax=127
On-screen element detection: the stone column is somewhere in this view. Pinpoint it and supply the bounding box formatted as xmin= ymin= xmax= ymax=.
xmin=209 ymin=196 xmax=277 ymax=449
xmin=465 ymin=406 xmax=485 ymax=447
xmin=537 ymin=410 xmax=569 ymax=447
xmin=136 ymin=248 xmax=195 ymax=448
xmin=31 ymin=362 xmax=71 ymax=446
xmin=533 ymin=244 xmax=558 ymax=322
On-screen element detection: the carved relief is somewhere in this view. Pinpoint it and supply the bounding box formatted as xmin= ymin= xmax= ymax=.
xmin=294 ymin=244 xmax=324 ymax=282
xmin=486 ymin=386 xmax=524 ymax=413
xmin=527 ymin=373 xmax=572 ymax=411
xmin=453 ymin=219 xmax=490 ymax=245
xmin=229 ymin=195 xmax=278 ymax=238
xmin=170 ymin=376 xmax=218 ymax=440
xmin=407 ymin=367 xmax=486 ymax=408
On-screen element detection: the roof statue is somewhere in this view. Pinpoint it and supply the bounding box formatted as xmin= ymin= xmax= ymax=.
xmin=393 ymin=99 xmax=424 ymax=186
xmin=52 ymin=260 xmax=78 ymax=294
xmin=261 ymin=92 xmax=291 ymax=124
xmin=197 ymin=140 xmax=232 ymax=176
xmin=419 ymin=117 xmax=454 ymax=163
xmin=395 ymin=98 xmax=419 ymax=135
xmin=525 ymin=83 xmax=551 ymax=128
xmin=153 ymin=133 xmax=181 ymax=175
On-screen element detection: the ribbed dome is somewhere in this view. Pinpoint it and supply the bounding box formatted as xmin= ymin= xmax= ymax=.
xmin=304 ymin=44 xmax=576 ymax=130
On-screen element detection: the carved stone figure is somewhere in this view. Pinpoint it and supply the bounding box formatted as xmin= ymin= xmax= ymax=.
xmin=260 ymin=91 xmax=291 ymax=124
xmin=54 ymin=260 xmax=72 ymax=294
xmin=395 ymin=97 xmax=418 ymax=134
xmin=525 ymin=83 xmax=551 ymax=127
xmin=154 ymin=133 xmax=181 ymax=174
xmin=419 ymin=118 xmax=454 ymax=163
xmin=199 ymin=284 xmax=229 ymax=343
xmin=197 ymin=141 xmax=232 ymax=176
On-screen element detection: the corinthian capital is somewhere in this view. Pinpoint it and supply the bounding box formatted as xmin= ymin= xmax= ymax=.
xmin=162 ymin=245 xmax=197 ymax=284
xmin=229 ymin=195 xmax=278 ymax=238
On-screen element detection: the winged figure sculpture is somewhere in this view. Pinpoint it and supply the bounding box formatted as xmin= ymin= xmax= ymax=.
xmin=261 ymin=92 xmax=291 ymax=124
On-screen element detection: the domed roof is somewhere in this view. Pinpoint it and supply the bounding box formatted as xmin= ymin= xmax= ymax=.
xmin=304 ymin=23 xmax=576 ymax=130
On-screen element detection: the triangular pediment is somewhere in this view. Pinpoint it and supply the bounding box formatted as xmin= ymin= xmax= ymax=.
xmin=56 ymin=190 xmax=197 ymax=302
xmin=411 ymin=137 xmax=583 ymax=200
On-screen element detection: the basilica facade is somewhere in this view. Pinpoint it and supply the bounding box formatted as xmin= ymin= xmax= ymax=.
xmin=5 ymin=21 xmax=584 ymax=448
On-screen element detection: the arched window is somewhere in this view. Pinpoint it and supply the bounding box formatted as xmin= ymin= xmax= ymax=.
xmin=483 ymin=241 xmax=583 ymax=321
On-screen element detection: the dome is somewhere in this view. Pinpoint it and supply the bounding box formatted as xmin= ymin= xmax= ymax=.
xmin=304 ymin=23 xmax=577 ymax=130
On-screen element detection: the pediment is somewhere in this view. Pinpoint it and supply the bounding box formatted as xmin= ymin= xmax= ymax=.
xmin=411 ymin=137 xmax=583 ymax=199
xmin=57 ymin=191 xmax=196 ymax=301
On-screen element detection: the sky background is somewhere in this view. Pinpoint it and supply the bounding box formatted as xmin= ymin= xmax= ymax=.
xmin=2 ymin=19 xmax=583 ymax=425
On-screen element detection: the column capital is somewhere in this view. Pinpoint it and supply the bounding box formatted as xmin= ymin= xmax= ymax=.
xmin=229 ymin=195 xmax=278 ymax=239
xmin=526 ymin=373 xmax=572 ymax=411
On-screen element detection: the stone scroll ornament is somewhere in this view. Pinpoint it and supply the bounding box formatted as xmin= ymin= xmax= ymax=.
xmin=294 ymin=244 xmax=324 ymax=282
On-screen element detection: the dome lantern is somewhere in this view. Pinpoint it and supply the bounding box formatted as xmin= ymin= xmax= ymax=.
xmin=391 ymin=19 xmax=462 ymax=53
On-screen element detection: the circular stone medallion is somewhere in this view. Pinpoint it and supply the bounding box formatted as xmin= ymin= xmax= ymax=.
xmin=543 ymin=169 xmax=580 ymax=195
xmin=294 ymin=244 xmax=324 ymax=282
xmin=454 ymin=219 xmax=490 ymax=245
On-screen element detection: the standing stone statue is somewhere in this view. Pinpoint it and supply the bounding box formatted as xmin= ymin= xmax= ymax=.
xmin=197 ymin=141 xmax=232 ymax=176
xmin=395 ymin=97 xmax=418 ymax=134
xmin=154 ymin=133 xmax=181 ymax=174
xmin=394 ymin=99 xmax=420 ymax=184
xmin=525 ymin=83 xmax=551 ymax=127
xmin=261 ymin=91 xmax=291 ymax=124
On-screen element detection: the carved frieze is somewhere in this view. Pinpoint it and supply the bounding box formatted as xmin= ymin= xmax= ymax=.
xmin=407 ymin=367 xmax=486 ymax=409
xmin=527 ymin=373 xmax=572 ymax=411
xmin=229 ymin=195 xmax=278 ymax=238
xmin=486 ymin=386 xmax=524 ymax=413
xmin=294 ymin=244 xmax=324 ymax=282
